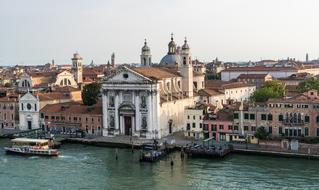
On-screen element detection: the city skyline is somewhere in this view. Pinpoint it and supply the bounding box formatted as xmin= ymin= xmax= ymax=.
xmin=1 ymin=0 xmax=319 ymax=66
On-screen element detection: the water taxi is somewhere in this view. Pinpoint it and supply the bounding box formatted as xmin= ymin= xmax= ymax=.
xmin=139 ymin=143 xmax=167 ymax=162
xmin=4 ymin=138 xmax=59 ymax=157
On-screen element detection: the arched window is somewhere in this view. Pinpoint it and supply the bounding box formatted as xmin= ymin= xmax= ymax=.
xmin=68 ymin=79 xmax=71 ymax=85
xmin=60 ymin=80 xmax=63 ymax=85
xmin=64 ymin=78 xmax=68 ymax=86
xmin=183 ymin=57 xmax=186 ymax=65
xmin=167 ymin=82 xmax=170 ymax=90
xmin=143 ymin=58 xmax=146 ymax=65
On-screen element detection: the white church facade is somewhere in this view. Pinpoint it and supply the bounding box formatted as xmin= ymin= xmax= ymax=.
xmin=102 ymin=35 xmax=204 ymax=139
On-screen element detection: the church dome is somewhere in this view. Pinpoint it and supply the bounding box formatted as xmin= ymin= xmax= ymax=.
xmin=160 ymin=54 xmax=181 ymax=66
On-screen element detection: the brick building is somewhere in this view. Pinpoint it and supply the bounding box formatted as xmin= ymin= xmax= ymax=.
xmin=40 ymin=103 xmax=102 ymax=136
xmin=0 ymin=95 xmax=19 ymax=129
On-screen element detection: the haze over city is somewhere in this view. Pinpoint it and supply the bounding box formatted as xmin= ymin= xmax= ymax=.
xmin=1 ymin=0 xmax=319 ymax=65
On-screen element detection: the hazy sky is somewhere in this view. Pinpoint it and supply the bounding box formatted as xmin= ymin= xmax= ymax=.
xmin=1 ymin=0 xmax=319 ymax=66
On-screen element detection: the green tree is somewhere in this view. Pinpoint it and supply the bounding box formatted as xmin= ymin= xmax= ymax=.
xmin=297 ymin=77 xmax=319 ymax=93
xmin=254 ymin=126 xmax=269 ymax=140
xmin=81 ymin=82 xmax=101 ymax=106
xmin=250 ymin=80 xmax=286 ymax=102
xmin=4 ymin=82 xmax=12 ymax=88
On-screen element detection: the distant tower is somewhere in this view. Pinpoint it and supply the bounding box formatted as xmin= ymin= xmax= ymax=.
xmin=180 ymin=37 xmax=193 ymax=97
xmin=111 ymin=53 xmax=115 ymax=67
xmin=71 ymin=52 xmax=83 ymax=84
xmin=140 ymin=39 xmax=152 ymax=67
xmin=306 ymin=53 xmax=309 ymax=62
xmin=168 ymin=33 xmax=177 ymax=55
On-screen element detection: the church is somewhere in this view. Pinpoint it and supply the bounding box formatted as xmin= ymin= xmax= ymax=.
xmin=101 ymin=35 xmax=205 ymax=139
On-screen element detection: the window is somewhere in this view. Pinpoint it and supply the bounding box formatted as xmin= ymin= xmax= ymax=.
xmin=268 ymin=126 xmax=272 ymax=134
xmin=34 ymin=104 xmax=37 ymax=111
xmin=234 ymin=126 xmax=239 ymax=130
xmin=261 ymin=114 xmax=267 ymax=121
xmin=251 ymin=126 xmax=256 ymax=131
xmin=278 ymin=114 xmax=283 ymax=121
xmin=250 ymin=114 xmax=255 ymax=120
xmin=317 ymin=128 xmax=319 ymax=136
xmin=244 ymin=126 xmax=249 ymax=131
xmin=51 ymin=116 xmax=55 ymax=120
xmin=279 ymin=127 xmax=283 ymax=134
xmin=244 ymin=113 xmax=249 ymax=120
xmin=219 ymin=125 xmax=224 ymax=130
xmin=200 ymin=123 xmax=202 ymax=128
xmin=193 ymin=115 xmax=196 ymax=120
xmin=316 ymin=116 xmax=319 ymax=123
xmin=211 ymin=124 xmax=217 ymax=131
xmin=187 ymin=115 xmax=190 ymax=119
xmin=234 ymin=113 xmax=239 ymax=119
xmin=192 ymin=123 xmax=196 ymax=128
xmin=228 ymin=125 xmax=233 ymax=130
xmin=187 ymin=123 xmax=190 ymax=130
xmin=267 ymin=114 xmax=273 ymax=121
xmin=41 ymin=113 xmax=44 ymax=118
xmin=27 ymin=103 xmax=32 ymax=110
xmin=21 ymin=103 xmax=23 ymax=111
xmin=123 ymin=73 xmax=129 ymax=79
xmin=305 ymin=116 xmax=310 ymax=123
xmin=74 ymin=117 xmax=77 ymax=121
xmin=305 ymin=128 xmax=309 ymax=136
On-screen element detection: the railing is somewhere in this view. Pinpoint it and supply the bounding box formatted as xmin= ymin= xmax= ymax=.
xmin=282 ymin=120 xmax=305 ymax=126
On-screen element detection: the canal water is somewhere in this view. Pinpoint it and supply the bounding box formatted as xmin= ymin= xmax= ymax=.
xmin=0 ymin=139 xmax=319 ymax=190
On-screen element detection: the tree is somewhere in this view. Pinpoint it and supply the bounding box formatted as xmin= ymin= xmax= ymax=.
xmin=297 ymin=77 xmax=319 ymax=93
xmin=4 ymin=82 xmax=12 ymax=88
xmin=254 ymin=126 xmax=269 ymax=140
xmin=81 ymin=82 xmax=101 ymax=106
xmin=250 ymin=80 xmax=286 ymax=102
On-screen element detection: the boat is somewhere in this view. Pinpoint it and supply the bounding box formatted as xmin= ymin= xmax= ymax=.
xmin=139 ymin=143 xmax=167 ymax=162
xmin=185 ymin=137 xmax=231 ymax=158
xmin=4 ymin=138 xmax=59 ymax=157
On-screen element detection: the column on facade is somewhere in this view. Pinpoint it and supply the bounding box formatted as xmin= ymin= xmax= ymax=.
xmin=147 ymin=90 xmax=153 ymax=138
xmin=115 ymin=91 xmax=120 ymax=133
xmin=135 ymin=90 xmax=140 ymax=134
xmin=102 ymin=90 xmax=108 ymax=136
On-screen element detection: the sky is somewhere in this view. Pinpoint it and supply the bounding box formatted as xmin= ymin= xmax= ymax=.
xmin=0 ymin=0 xmax=319 ymax=66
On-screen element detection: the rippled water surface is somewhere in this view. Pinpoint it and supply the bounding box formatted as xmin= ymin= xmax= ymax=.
xmin=0 ymin=139 xmax=319 ymax=190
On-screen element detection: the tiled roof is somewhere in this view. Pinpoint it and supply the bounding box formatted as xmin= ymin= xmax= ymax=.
xmin=29 ymin=71 xmax=58 ymax=78
xmin=132 ymin=67 xmax=181 ymax=80
xmin=36 ymin=92 xmax=73 ymax=101
xmin=237 ymin=74 xmax=269 ymax=79
xmin=205 ymin=80 xmax=254 ymax=90
xmin=223 ymin=66 xmax=299 ymax=72
xmin=198 ymin=88 xmax=223 ymax=96
xmin=40 ymin=102 xmax=102 ymax=115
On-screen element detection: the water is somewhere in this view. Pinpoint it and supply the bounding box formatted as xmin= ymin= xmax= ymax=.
xmin=0 ymin=139 xmax=319 ymax=190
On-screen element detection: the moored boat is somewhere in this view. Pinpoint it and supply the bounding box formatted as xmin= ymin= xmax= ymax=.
xmin=4 ymin=138 xmax=59 ymax=157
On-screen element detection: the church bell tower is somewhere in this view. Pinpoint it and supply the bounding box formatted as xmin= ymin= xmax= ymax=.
xmin=140 ymin=39 xmax=152 ymax=67
xmin=71 ymin=52 xmax=83 ymax=84
xmin=180 ymin=37 xmax=193 ymax=97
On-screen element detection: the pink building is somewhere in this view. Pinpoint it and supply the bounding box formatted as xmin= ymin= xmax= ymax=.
xmin=203 ymin=108 xmax=238 ymax=142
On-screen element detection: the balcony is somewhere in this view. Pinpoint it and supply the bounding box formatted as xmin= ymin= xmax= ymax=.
xmin=282 ymin=120 xmax=305 ymax=126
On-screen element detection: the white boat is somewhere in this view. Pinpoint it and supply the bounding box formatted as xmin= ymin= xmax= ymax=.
xmin=4 ymin=138 xmax=59 ymax=157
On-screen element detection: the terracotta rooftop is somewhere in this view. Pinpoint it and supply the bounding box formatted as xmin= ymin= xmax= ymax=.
xmin=40 ymin=102 xmax=102 ymax=115
xmin=205 ymin=80 xmax=255 ymax=90
xmin=223 ymin=65 xmax=299 ymax=72
xmin=36 ymin=92 xmax=73 ymax=101
xmin=132 ymin=67 xmax=182 ymax=80
xmin=198 ymin=88 xmax=224 ymax=96
xmin=237 ymin=74 xmax=270 ymax=79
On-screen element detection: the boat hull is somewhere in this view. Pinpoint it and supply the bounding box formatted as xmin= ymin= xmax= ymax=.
xmin=4 ymin=147 xmax=59 ymax=157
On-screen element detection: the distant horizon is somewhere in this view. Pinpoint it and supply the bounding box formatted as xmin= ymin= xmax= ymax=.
xmin=1 ymin=0 xmax=319 ymax=66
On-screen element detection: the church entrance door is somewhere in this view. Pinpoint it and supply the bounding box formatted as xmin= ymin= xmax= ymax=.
xmin=27 ymin=121 xmax=32 ymax=130
xmin=124 ymin=116 xmax=132 ymax=136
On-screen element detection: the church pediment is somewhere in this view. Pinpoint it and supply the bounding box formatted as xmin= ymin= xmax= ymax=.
xmin=103 ymin=66 xmax=153 ymax=84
